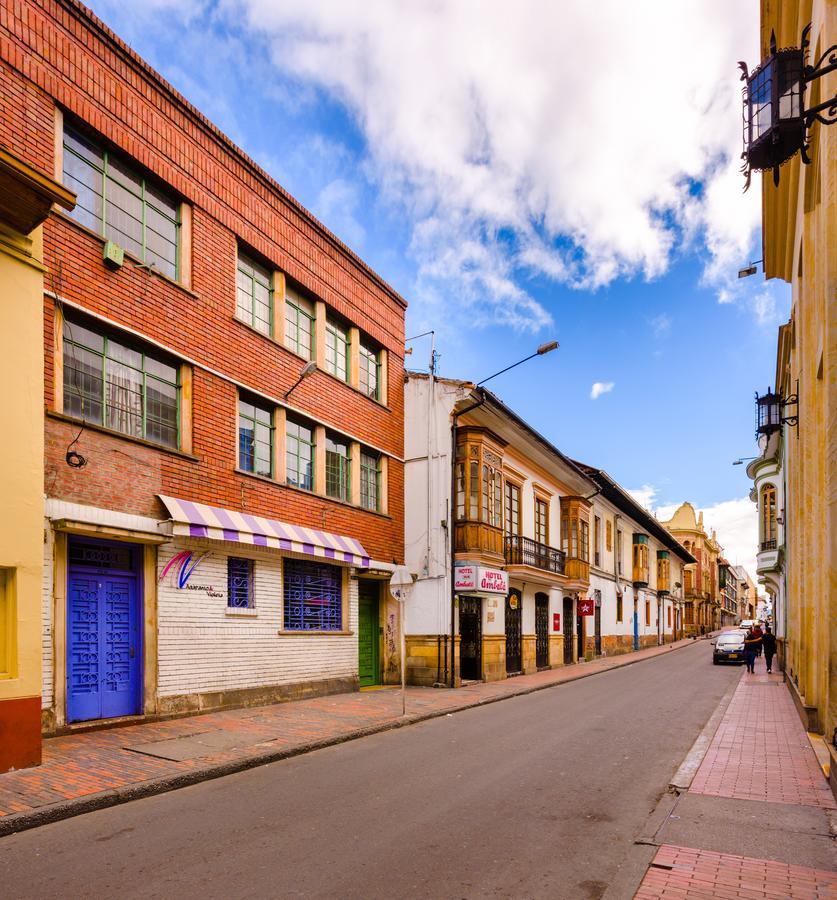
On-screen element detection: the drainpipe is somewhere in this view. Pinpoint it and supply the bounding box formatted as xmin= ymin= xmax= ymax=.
xmin=449 ymin=391 xmax=487 ymax=687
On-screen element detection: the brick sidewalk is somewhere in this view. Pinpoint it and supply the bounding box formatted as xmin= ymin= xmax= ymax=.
xmin=0 ymin=635 xmax=701 ymax=833
xmin=689 ymin=657 xmax=836 ymax=809
xmin=636 ymin=845 xmax=837 ymax=900
xmin=634 ymin=651 xmax=836 ymax=899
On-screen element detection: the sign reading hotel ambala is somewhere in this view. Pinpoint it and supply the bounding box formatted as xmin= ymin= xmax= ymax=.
xmin=454 ymin=564 xmax=508 ymax=595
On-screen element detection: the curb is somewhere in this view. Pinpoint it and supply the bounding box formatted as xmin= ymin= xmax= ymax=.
xmin=668 ymin=669 xmax=743 ymax=793
xmin=0 ymin=635 xmax=711 ymax=839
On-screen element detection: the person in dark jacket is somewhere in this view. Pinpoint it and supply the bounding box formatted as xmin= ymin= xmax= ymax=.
xmin=744 ymin=628 xmax=761 ymax=673
xmin=751 ymin=622 xmax=764 ymax=657
xmin=761 ymin=627 xmax=777 ymax=673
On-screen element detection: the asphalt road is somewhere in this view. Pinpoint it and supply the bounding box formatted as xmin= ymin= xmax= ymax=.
xmin=0 ymin=641 xmax=739 ymax=900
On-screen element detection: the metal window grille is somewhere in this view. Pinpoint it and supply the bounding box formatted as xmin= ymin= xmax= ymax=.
xmin=238 ymin=396 xmax=274 ymax=478
xmin=236 ymin=253 xmax=273 ymax=335
xmin=227 ymin=557 xmax=254 ymax=608
xmin=286 ymin=418 xmax=315 ymax=490
xmin=283 ymin=559 xmax=342 ymax=630
xmin=360 ymin=451 xmax=380 ymax=511
xmin=63 ymin=317 xmax=180 ymax=448
xmin=63 ymin=124 xmax=179 ymax=279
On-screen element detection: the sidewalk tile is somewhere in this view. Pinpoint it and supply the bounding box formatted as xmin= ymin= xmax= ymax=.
xmin=635 ymin=846 xmax=837 ymax=900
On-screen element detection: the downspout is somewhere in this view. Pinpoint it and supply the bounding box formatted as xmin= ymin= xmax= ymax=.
xmin=450 ymin=390 xmax=486 ymax=688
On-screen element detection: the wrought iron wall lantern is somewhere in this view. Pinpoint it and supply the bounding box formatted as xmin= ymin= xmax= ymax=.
xmin=755 ymin=382 xmax=798 ymax=437
xmin=739 ymin=25 xmax=837 ymax=189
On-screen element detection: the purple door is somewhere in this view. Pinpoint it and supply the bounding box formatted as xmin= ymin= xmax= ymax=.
xmin=67 ymin=544 xmax=142 ymax=723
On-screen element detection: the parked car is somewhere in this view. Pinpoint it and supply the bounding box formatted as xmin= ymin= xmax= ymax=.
xmin=712 ymin=632 xmax=746 ymax=665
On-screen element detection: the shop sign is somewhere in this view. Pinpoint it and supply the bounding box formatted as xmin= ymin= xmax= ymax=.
xmin=454 ymin=564 xmax=477 ymax=591
xmin=508 ymin=593 xmax=519 ymax=610
xmin=553 ymin=612 xmax=561 ymax=631
xmin=159 ymin=550 xmax=222 ymax=597
xmin=577 ymin=597 xmax=595 ymax=616
xmin=454 ymin=565 xmax=508 ymax=595
xmin=479 ymin=567 xmax=508 ymax=594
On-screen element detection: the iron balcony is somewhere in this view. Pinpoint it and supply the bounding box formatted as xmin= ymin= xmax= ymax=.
xmin=504 ymin=535 xmax=566 ymax=575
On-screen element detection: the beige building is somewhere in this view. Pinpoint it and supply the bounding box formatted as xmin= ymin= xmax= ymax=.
xmin=659 ymin=503 xmax=723 ymax=635
xmin=744 ymin=0 xmax=835 ymax=792
xmin=0 ymin=148 xmax=74 ymax=772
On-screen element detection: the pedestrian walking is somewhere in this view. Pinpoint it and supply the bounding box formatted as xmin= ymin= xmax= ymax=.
xmin=761 ymin=627 xmax=777 ymax=674
xmin=743 ymin=627 xmax=761 ymax=673
xmin=751 ymin=622 xmax=764 ymax=657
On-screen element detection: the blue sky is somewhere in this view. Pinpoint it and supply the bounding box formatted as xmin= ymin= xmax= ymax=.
xmin=85 ymin=0 xmax=789 ymax=574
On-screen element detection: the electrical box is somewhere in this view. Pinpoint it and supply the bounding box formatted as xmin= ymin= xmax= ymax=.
xmin=102 ymin=240 xmax=124 ymax=269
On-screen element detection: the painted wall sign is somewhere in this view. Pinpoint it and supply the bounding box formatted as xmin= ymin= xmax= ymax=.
xmin=577 ymin=597 xmax=595 ymax=616
xmin=159 ymin=550 xmax=214 ymax=591
xmin=553 ymin=612 xmax=561 ymax=631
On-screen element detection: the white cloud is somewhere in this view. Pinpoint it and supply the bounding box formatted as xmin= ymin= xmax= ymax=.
xmin=175 ymin=0 xmax=764 ymax=329
xmin=590 ymin=381 xmax=615 ymax=400
xmin=628 ymin=484 xmax=657 ymax=511
xmin=631 ymin=490 xmax=761 ymax=590
xmin=650 ymin=313 xmax=672 ymax=338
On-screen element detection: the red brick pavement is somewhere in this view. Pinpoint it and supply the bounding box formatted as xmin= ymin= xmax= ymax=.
xmin=635 ymin=844 xmax=837 ymax=899
xmin=0 ymin=636 xmax=699 ymax=825
xmin=689 ymin=654 xmax=835 ymax=809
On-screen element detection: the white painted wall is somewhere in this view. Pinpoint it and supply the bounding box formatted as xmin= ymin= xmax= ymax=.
xmin=156 ymin=539 xmax=359 ymax=697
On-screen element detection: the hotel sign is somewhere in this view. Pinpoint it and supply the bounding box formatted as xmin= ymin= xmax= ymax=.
xmin=454 ymin=564 xmax=508 ymax=595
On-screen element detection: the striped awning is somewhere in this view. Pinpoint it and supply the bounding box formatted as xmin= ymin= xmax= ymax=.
xmin=158 ymin=495 xmax=370 ymax=567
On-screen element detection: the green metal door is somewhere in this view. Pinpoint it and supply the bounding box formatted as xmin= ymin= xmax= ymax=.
xmin=358 ymin=580 xmax=380 ymax=687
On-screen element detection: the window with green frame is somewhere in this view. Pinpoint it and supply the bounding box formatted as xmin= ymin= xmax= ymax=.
xmin=62 ymin=316 xmax=180 ymax=448
xmin=286 ymin=416 xmax=315 ymax=491
xmin=325 ymin=435 xmax=350 ymax=501
xmin=236 ymin=252 xmax=272 ymax=336
xmin=238 ymin=395 xmax=274 ymax=478
xmin=284 ymin=284 xmax=315 ymax=360
xmin=359 ymin=343 xmax=380 ymax=400
xmin=325 ymin=319 xmax=349 ymax=381
xmin=359 ymin=450 xmax=380 ymax=511
xmin=62 ymin=123 xmax=180 ymax=280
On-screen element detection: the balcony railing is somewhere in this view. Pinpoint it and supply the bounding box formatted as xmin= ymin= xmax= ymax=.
xmin=504 ymin=535 xmax=566 ymax=575
xmin=760 ymin=539 xmax=777 ymax=551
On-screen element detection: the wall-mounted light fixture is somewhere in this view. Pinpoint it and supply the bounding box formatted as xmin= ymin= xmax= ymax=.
xmin=284 ymin=360 xmax=317 ymax=400
xmin=739 ymin=25 xmax=837 ymax=189
xmin=755 ymin=383 xmax=798 ymax=437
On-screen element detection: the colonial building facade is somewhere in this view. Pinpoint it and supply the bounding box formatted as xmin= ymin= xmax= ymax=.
xmin=1 ymin=0 xmax=406 ymax=734
xmin=746 ymin=0 xmax=835 ymax=788
xmin=659 ymin=503 xmax=722 ymax=636
xmin=403 ymin=374 xmax=693 ymax=686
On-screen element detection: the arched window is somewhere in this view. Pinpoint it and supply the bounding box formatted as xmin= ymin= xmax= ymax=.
xmin=761 ymin=484 xmax=777 ymax=546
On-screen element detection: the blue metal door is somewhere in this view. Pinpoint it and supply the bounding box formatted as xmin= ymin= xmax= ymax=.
xmin=67 ymin=571 xmax=141 ymax=723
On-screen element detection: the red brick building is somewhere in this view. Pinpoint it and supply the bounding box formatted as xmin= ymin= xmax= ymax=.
xmin=0 ymin=0 xmax=406 ymax=733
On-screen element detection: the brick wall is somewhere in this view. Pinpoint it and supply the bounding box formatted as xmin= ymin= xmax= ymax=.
xmin=1 ymin=0 xmax=405 ymax=563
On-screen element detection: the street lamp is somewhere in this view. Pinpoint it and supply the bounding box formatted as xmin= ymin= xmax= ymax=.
xmin=389 ymin=565 xmax=413 ymax=716
xmin=739 ymin=26 xmax=837 ymax=189
xmin=449 ymin=341 xmax=559 ymax=687
xmin=732 ymin=457 xmax=758 ymax=465
xmin=284 ymin=360 xmax=317 ymax=400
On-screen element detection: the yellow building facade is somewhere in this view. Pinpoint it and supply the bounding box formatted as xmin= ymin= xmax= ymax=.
xmin=659 ymin=503 xmax=723 ymax=636
xmin=0 ymin=148 xmax=74 ymax=772
xmin=754 ymin=0 xmax=835 ymax=781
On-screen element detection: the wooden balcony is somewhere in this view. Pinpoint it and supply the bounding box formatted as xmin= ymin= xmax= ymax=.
xmin=564 ymin=557 xmax=590 ymax=582
xmin=632 ymin=565 xmax=649 ymax=587
xmin=454 ymin=521 xmax=504 ymax=561
xmin=504 ymin=535 xmax=565 ymax=575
